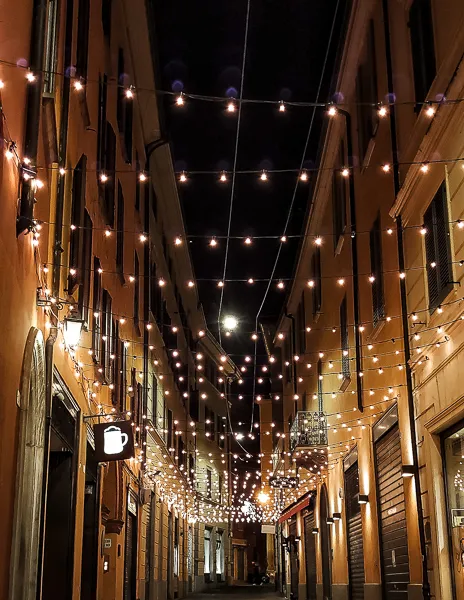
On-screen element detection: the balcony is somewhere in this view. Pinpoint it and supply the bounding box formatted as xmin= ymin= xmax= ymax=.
xmin=289 ymin=411 xmax=328 ymax=452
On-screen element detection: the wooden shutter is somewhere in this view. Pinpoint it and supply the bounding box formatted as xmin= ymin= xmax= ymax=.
xmin=409 ymin=0 xmax=436 ymax=104
xmin=116 ymin=181 xmax=125 ymax=277
xmin=92 ymin=258 xmax=102 ymax=363
xmin=312 ymin=248 xmax=322 ymax=315
xmin=370 ymin=215 xmax=385 ymax=326
xmin=134 ymin=252 xmax=140 ymax=330
xmin=102 ymin=290 xmax=113 ymax=381
xmin=340 ymin=296 xmax=350 ymax=378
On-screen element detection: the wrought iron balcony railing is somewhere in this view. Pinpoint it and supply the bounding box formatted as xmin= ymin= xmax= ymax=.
xmin=290 ymin=411 xmax=328 ymax=452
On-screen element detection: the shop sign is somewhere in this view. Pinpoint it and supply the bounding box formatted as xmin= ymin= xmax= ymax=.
xmin=127 ymin=491 xmax=138 ymax=516
xmin=262 ymin=524 xmax=275 ymax=534
xmin=269 ymin=476 xmax=299 ymax=489
xmin=93 ymin=420 xmax=134 ymax=462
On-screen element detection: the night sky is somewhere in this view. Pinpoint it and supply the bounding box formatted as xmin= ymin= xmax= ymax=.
xmin=153 ymin=0 xmax=344 ymax=441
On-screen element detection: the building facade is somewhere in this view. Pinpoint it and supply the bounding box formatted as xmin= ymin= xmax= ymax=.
xmin=0 ymin=0 xmax=234 ymax=599
xmin=267 ymin=1 xmax=464 ymax=600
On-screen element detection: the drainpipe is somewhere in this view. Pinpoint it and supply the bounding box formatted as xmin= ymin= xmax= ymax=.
xmin=381 ymin=1 xmax=430 ymax=597
xmin=37 ymin=0 xmax=74 ymax=595
xmin=338 ymin=109 xmax=363 ymax=413
xmin=16 ymin=0 xmax=48 ymax=236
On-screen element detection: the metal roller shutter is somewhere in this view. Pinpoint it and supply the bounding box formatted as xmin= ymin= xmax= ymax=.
xmin=124 ymin=512 xmax=137 ymax=600
xmin=304 ymin=509 xmax=317 ymax=600
xmin=375 ymin=423 xmax=410 ymax=599
xmin=345 ymin=462 xmax=365 ymax=599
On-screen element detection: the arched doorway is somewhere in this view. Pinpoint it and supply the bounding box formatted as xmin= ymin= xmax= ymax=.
xmin=320 ymin=484 xmax=332 ymax=600
xmin=9 ymin=328 xmax=46 ymax=600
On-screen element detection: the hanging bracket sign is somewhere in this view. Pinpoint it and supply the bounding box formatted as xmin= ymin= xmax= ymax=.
xmin=269 ymin=476 xmax=299 ymax=489
xmin=93 ymin=420 xmax=135 ymax=462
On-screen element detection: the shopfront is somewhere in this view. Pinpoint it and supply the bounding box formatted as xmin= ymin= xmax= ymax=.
xmin=442 ymin=421 xmax=464 ymax=599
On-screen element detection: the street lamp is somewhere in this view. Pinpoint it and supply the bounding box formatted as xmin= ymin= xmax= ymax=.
xmin=257 ymin=491 xmax=269 ymax=504
xmin=63 ymin=315 xmax=85 ymax=349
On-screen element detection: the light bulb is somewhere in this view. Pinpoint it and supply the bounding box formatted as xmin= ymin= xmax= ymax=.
xmin=59 ymin=167 xmax=66 ymax=175
xmin=382 ymin=164 xmax=391 ymax=173
xmin=420 ymin=226 xmax=427 ymax=235
xmin=420 ymin=163 xmax=429 ymax=173
xmin=277 ymin=281 xmax=284 ymax=289
xmin=139 ymin=234 xmax=147 ymax=242
xmin=0 ymin=80 xmax=4 ymax=89
xmin=158 ymin=278 xmax=165 ymax=287
xmin=227 ymin=101 xmax=236 ymax=112
xmin=174 ymin=237 xmax=182 ymax=246
xmin=425 ymin=104 xmax=435 ymax=117
xmin=247 ymin=278 xmax=254 ymax=284
xmin=179 ymin=171 xmax=187 ymax=182
xmin=125 ymin=87 xmax=134 ymax=99
xmin=337 ymin=278 xmax=345 ymax=286
xmin=73 ymin=79 xmax=84 ymax=91
xmin=327 ymin=105 xmax=337 ymax=116
xmin=187 ymin=280 xmax=194 ymax=288
xmin=300 ymin=171 xmax=308 ymax=181
xmin=219 ymin=171 xmax=227 ymax=182
xmin=244 ymin=237 xmax=252 ymax=245
xmin=5 ymin=147 xmax=14 ymax=160
xmin=26 ymin=71 xmax=36 ymax=82
xmin=368 ymin=275 xmax=375 ymax=283
xmin=139 ymin=172 xmax=147 ymax=182
xmin=210 ymin=238 xmax=218 ymax=247
xmin=341 ymin=168 xmax=349 ymax=177
xmin=176 ymin=93 xmax=184 ymax=106
xmin=315 ymin=236 xmax=322 ymax=245
xmin=457 ymin=220 xmax=464 ymax=229
xmin=260 ymin=171 xmax=268 ymax=181
xmin=100 ymin=173 xmax=108 ymax=183
xmin=378 ymin=105 xmax=388 ymax=117
xmin=217 ymin=281 xmax=224 ymax=287
xmin=307 ymin=280 xmax=315 ymax=287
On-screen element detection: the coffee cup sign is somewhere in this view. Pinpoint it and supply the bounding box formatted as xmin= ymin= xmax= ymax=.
xmin=104 ymin=425 xmax=129 ymax=455
xmin=93 ymin=420 xmax=134 ymax=462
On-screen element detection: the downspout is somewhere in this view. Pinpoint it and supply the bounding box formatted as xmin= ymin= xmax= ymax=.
xmin=37 ymin=0 xmax=74 ymax=595
xmin=381 ymin=1 xmax=431 ymax=597
xmin=339 ymin=109 xmax=363 ymax=413
xmin=16 ymin=0 xmax=48 ymax=236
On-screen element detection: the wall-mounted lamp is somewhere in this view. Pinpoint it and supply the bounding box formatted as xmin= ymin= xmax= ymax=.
xmin=333 ymin=513 xmax=342 ymax=521
xmin=402 ymin=465 xmax=415 ymax=478
xmin=63 ymin=315 xmax=85 ymax=349
xmin=294 ymin=536 xmax=301 ymax=542
xmin=358 ymin=494 xmax=369 ymax=504
xmin=326 ymin=517 xmax=334 ymax=525
xmin=311 ymin=528 xmax=319 ymax=535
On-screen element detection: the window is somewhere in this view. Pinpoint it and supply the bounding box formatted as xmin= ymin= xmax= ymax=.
xmin=111 ymin=321 xmax=119 ymax=405
xmin=206 ymin=468 xmax=212 ymax=499
xmin=174 ymin=517 xmax=179 ymax=576
xmin=178 ymin=436 xmax=185 ymax=471
xmin=117 ymin=49 xmax=133 ymax=163
xmin=76 ymin=0 xmax=90 ymax=81
xmin=102 ymin=0 xmax=112 ymax=40
xmin=135 ymin=152 xmax=142 ymax=212
xmin=317 ymin=359 xmax=323 ymax=412
xmin=218 ymin=418 xmax=226 ymax=450
xmin=116 ymin=181 xmax=124 ymax=279
xmin=167 ymin=409 xmax=173 ymax=450
xmin=100 ymin=124 xmax=116 ymax=227
xmin=356 ymin=20 xmax=378 ymax=160
xmin=370 ymin=214 xmax=385 ymax=326
xmin=204 ymin=528 xmax=211 ymax=575
xmin=311 ymin=248 xmax=322 ymax=315
xmin=340 ymin=296 xmax=350 ymax=379
xmin=97 ymin=75 xmax=108 ymax=175
xmin=92 ymin=258 xmax=102 ymax=363
xmin=218 ymin=474 xmax=223 ymax=504
xmin=297 ymin=297 xmax=306 ymax=354
xmin=409 ymin=0 xmax=436 ymax=104
xmin=424 ymin=183 xmax=453 ymax=311
xmin=44 ymin=0 xmax=59 ymax=94
xmin=148 ymin=373 xmax=157 ymax=421
xmin=134 ymin=252 xmax=140 ymax=331
xmin=332 ymin=141 xmax=347 ymax=248
xmin=101 ymin=290 xmax=113 ymax=381
xmin=68 ymin=157 xmax=92 ymax=323
xmin=118 ymin=337 xmax=127 ymax=412
xmin=216 ymin=531 xmax=224 ymax=575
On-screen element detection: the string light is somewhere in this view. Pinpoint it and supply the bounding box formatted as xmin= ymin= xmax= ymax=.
xmin=209 ymin=238 xmax=218 ymax=247
xmin=378 ymin=104 xmax=388 ymax=117
xmin=425 ymin=104 xmax=435 ymax=117
xmin=100 ymin=173 xmax=108 ymax=183
xmin=382 ymin=163 xmax=391 ymax=173
xmin=227 ymin=100 xmax=236 ymax=113
xmin=420 ymin=163 xmax=429 ymax=173
xmin=179 ymin=171 xmax=187 ymax=182
xmin=244 ymin=237 xmax=252 ymax=245
xmin=73 ymin=79 xmax=84 ymax=91
xmin=139 ymin=172 xmax=147 ymax=182
xmin=341 ymin=168 xmax=349 ymax=177
xmin=327 ymin=104 xmax=337 ymax=117
xmin=260 ymin=171 xmax=268 ymax=181
xmin=300 ymin=171 xmax=308 ymax=182
xmin=279 ymin=101 xmax=286 ymax=112
xmin=125 ymin=86 xmax=135 ymax=99
xmin=26 ymin=71 xmax=36 ymax=83
xmin=176 ymin=93 xmax=185 ymax=106
xmin=219 ymin=171 xmax=227 ymax=182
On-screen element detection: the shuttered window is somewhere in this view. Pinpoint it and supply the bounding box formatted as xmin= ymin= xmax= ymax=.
xmin=424 ymin=183 xmax=453 ymax=311
xmin=311 ymin=248 xmax=322 ymax=316
xmin=117 ymin=49 xmax=133 ymax=163
xmin=345 ymin=461 xmax=365 ymax=599
xmin=332 ymin=141 xmax=347 ymax=248
xmin=317 ymin=359 xmax=323 ymax=412
xmin=134 ymin=251 xmax=140 ymax=331
xmin=76 ymin=0 xmax=90 ymax=81
xmin=92 ymin=257 xmax=102 ymax=363
xmin=101 ymin=290 xmax=113 ymax=382
xmin=119 ymin=337 xmax=127 ymax=412
xmin=297 ymin=297 xmax=306 ymax=354
xmin=409 ymin=0 xmax=436 ymax=104
xmin=370 ymin=214 xmax=385 ymax=327
xmin=116 ymin=181 xmax=125 ymax=279
xmin=340 ymin=296 xmax=350 ymax=379
xmin=356 ymin=20 xmax=378 ymax=160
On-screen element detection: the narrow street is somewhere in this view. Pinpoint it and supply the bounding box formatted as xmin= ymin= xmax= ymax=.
xmin=191 ymin=586 xmax=280 ymax=600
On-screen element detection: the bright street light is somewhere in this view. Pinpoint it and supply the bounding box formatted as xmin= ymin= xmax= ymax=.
xmin=223 ymin=315 xmax=238 ymax=330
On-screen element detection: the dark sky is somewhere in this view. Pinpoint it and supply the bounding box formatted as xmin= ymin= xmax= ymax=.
xmin=153 ymin=0 xmax=344 ymax=441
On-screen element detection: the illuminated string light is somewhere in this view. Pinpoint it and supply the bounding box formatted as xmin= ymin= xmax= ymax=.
xmin=176 ymin=93 xmax=185 ymax=106
xmin=377 ymin=104 xmax=388 ymax=117
xmin=327 ymin=104 xmax=337 ymax=116
xmin=227 ymin=100 xmax=236 ymax=112
xmin=420 ymin=163 xmax=429 ymax=173
xmin=100 ymin=173 xmax=108 ymax=183
xmin=179 ymin=171 xmax=187 ymax=182
xmin=73 ymin=79 xmax=84 ymax=91
xmin=220 ymin=171 xmax=227 ymax=182
xmin=382 ymin=163 xmax=391 ymax=173
xmin=300 ymin=171 xmax=308 ymax=182
xmin=341 ymin=168 xmax=350 ymax=177
xmin=260 ymin=171 xmax=268 ymax=181
xmin=26 ymin=71 xmax=36 ymax=82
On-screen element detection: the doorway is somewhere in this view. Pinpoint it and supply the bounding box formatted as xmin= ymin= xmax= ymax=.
xmin=344 ymin=450 xmax=365 ymax=600
xmin=41 ymin=377 xmax=80 ymax=599
xmin=320 ymin=484 xmax=332 ymax=600
xmin=289 ymin=519 xmax=299 ymax=599
xmin=124 ymin=497 xmax=138 ymax=600
xmin=304 ymin=507 xmax=317 ymax=600
xmin=374 ymin=405 xmax=410 ymax=599
xmin=80 ymin=439 xmax=100 ymax=599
